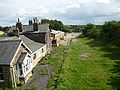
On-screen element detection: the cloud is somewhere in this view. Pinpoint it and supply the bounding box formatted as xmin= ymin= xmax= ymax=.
xmin=97 ymin=0 xmax=111 ymax=4
xmin=0 ymin=0 xmax=120 ymax=26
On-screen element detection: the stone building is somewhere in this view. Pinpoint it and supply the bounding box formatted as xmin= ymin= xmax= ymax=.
xmin=20 ymin=35 xmax=47 ymax=67
xmin=0 ymin=18 xmax=51 ymax=88
xmin=9 ymin=18 xmax=52 ymax=53
xmin=0 ymin=36 xmax=48 ymax=88
xmin=51 ymin=29 xmax=64 ymax=47
xmin=0 ymin=37 xmax=32 ymax=88
xmin=0 ymin=18 xmax=65 ymax=88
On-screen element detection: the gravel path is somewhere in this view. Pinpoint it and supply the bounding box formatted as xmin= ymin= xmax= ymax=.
xmin=23 ymin=65 xmax=54 ymax=90
xmin=60 ymin=33 xmax=81 ymax=46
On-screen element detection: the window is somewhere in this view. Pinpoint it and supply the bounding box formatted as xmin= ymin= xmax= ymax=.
xmin=42 ymin=48 xmax=44 ymax=53
xmin=19 ymin=64 xmax=22 ymax=69
xmin=26 ymin=65 xmax=29 ymax=71
xmin=27 ymin=60 xmax=29 ymax=65
xmin=19 ymin=64 xmax=23 ymax=76
xmin=0 ymin=67 xmax=4 ymax=81
xmin=33 ymin=53 xmax=36 ymax=60
xmin=19 ymin=70 xmax=23 ymax=76
xmin=28 ymin=55 xmax=32 ymax=63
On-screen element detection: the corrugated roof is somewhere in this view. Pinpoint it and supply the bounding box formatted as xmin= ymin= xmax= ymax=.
xmin=0 ymin=38 xmax=21 ymax=65
xmin=20 ymin=35 xmax=45 ymax=53
xmin=18 ymin=52 xmax=27 ymax=63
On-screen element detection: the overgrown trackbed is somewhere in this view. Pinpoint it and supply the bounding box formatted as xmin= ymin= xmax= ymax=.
xmin=56 ymin=38 xmax=120 ymax=90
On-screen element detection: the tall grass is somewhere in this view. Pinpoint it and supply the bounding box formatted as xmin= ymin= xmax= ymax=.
xmin=56 ymin=38 xmax=119 ymax=90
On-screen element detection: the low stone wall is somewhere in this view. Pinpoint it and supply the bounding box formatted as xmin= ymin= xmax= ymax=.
xmin=0 ymin=66 xmax=13 ymax=88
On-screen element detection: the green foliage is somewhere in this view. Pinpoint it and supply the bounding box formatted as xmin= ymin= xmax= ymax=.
xmin=82 ymin=23 xmax=94 ymax=36
xmin=0 ymin=26 xmax=10 ymax=32
xmin=82 ymin=23 xmax=101 ymax=38
xmin=89 ymin=27 xmax=101 ymax=38
xmin=0 ymin=34 xmax=8 ymax=37
xmin=102 ymin=21 xmax=120 ymax=45
xmin=41 ymin=19 xmax=66 ymax=32
xmin=3 ymin=26 xmax=10 ymax=32
xmin=65 ymin=25 xmax=82 ymax=32
xmin=0 ymin=26 xmax=4 ymax=31
xmin=82 ymin=21 xmax=120 ymax=45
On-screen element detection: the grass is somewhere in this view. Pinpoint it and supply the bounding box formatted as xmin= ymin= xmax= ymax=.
xmin=39 ymin=46 xmax=67 ymax=88
xmin=55 ymin=38 xmax=120 ymax=90
xmin=0 ymin=34 xmax=8 ymax=37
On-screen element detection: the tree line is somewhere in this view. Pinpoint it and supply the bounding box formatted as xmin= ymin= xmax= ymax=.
xmin=41 ymin=19 xmax=67 ymax=32
xmin=41 ymin=19 xmax=82 ymax=32
xmin=0 ymin=26 xmax=10 ymax=33
xmin=82 ymin=21 xmax=120 ymax=45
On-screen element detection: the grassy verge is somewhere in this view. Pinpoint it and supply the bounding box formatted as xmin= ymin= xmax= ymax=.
xmin=0 ymin=34 xmax=8 ymax=37
xmin=39 ymin=46 xmax=67 ymax=88
xmin=56 ymin=38 xmax=120 ymax=90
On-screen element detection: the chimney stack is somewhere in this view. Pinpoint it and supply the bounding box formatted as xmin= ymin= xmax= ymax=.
xmin=13 ymin=28 xmax=19 ymax=37
xmin=18 ymin=18 xmax=20 ymax=22
xmin=33 ymin=17 xmax=38 ymax=31
xmin=16 ymin=18 xmax=23 ymax=32
xmin=29 ymin=20 xmax=33 ymax=25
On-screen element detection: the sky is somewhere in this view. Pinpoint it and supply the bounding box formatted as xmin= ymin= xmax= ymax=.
xmin=0 ymin=0 xmax=120 ymax=26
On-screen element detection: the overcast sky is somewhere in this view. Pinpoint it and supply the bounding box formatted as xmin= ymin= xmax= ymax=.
xmin=0 ymin=0 xmax=120 ymax=26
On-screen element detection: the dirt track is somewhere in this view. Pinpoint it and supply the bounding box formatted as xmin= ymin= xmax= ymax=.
xmin=60 ymin=33 xmax=81 ymax=45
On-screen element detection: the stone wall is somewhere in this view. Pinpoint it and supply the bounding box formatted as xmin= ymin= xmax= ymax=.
xmin=45 ymin=30 xmax=52 ymax=53
xmin=0 ymin=66 xmax=13 ymax=88
xmin=25 ymin=31 xmax=52 ymax=53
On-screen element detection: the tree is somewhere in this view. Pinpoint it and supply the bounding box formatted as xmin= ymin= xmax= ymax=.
xmin=41 ymin=19 xmax=66 ymax=32
xmin=82 ymin=24 xmax=95 ymax=36
xmin=41 ymin=19 xmax=50 ymax=24
xmin=0 ymin=26 xmax=3 ymax=31
xmin=102 ymin=21 xmax=120 ymax=45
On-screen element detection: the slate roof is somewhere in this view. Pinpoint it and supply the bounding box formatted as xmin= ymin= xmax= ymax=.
xmin=10 ymin=24 xmax=49 ymax=33
xmin=0 ymin=37 xmax=21 ymax=65
xmin=18 ymin=52 xmax=27 ymax=63
xmin=9 ymin=26 xmax=16 ymax=31
xmin=20 ymin=35 xmax=45 ymax=53
xmin=38 ymin=24 xmax=49 ymax=32
xmin=0 ymin=37 xmax=19 ymax=41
